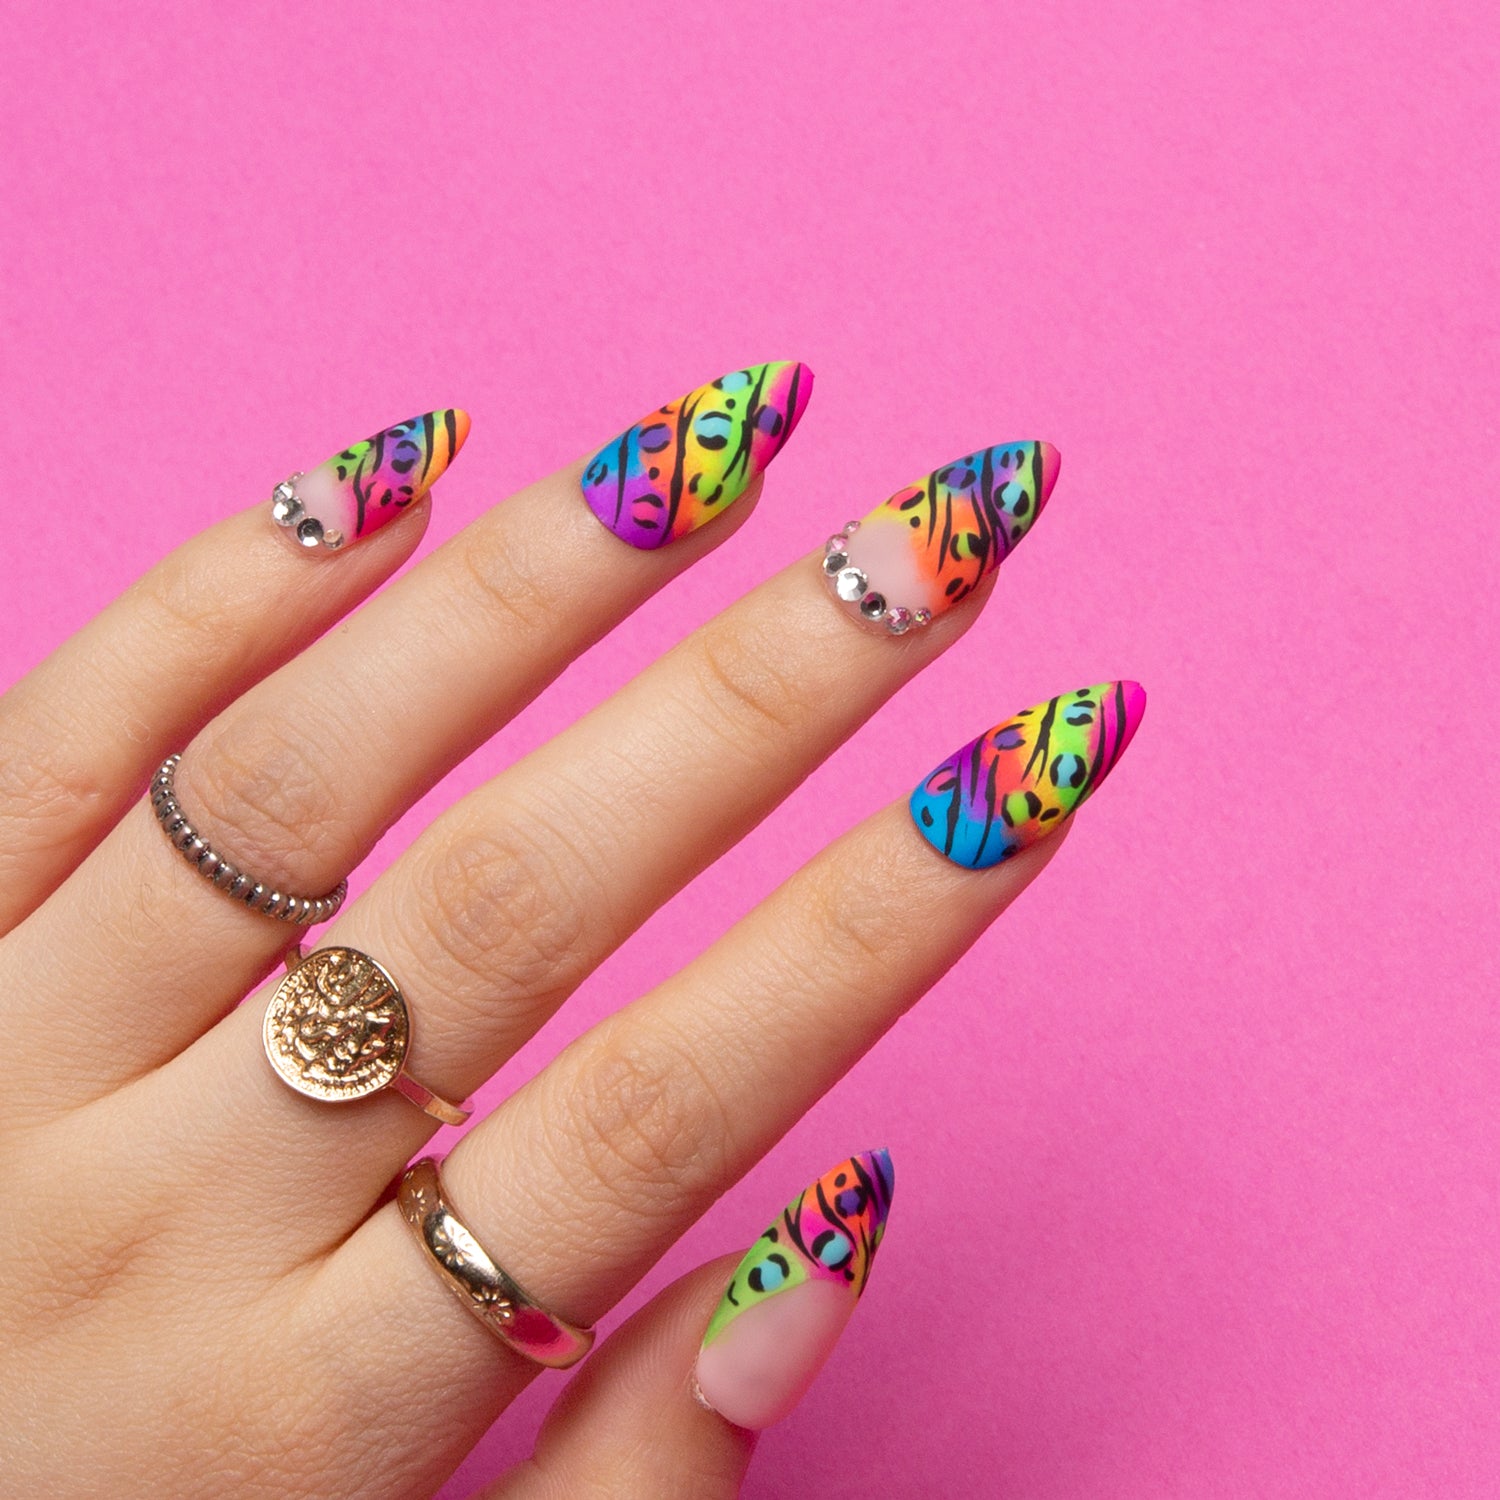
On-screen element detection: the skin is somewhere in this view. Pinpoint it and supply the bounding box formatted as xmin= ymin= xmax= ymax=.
xmin=0 ymin=436 xmax=1069 ymax=1498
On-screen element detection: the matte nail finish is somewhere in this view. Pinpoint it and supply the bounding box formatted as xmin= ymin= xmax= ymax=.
xmin=272 ymin=409 xmax=470 ymax=551
xmin=694 ymin=1150 xmax=893 ymax=1430
xmin=581 ymin=361 xmax=812 ymax=549
xmin=911 ymin=680 xmax=1146 ymax=869
xmin=824 ymin=442 xmax=1058 ymax=633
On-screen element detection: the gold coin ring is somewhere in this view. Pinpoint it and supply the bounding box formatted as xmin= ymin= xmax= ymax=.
xmin=263 ymin=946 xmax=471 ymax=1126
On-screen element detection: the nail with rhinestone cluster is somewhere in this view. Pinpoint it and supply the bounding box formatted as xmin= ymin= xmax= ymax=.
xmin=825 ymin=442 xmax=1059 ymax=630
xmin=822 ymin=522 xmax=929 ymax=634
xmin=271 ymin=409 xmax=471 ymax=552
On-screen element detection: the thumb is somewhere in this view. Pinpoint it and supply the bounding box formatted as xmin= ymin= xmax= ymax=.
xmin=478 ymin=1259 xmax=756 ymax=1500
xmin=480 ymin=1150 xmax=893 ymax=1500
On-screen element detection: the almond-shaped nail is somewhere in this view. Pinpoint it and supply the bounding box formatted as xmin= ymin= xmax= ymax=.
xmin=694 ymin=1150 xmax=893 ymax=1430
xmin=581 ymin=361 xmax=813 ymax=549
xmin=271 ymin=409 xmax=471 ymax=552
xmin=822 ymin=441 xmax=1059 ymax=634
xmin=911 ymin=680 xmax=1146 ymax=868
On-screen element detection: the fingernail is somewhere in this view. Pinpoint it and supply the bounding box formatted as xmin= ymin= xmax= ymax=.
xmin=271 ymin=409 xmax=471 ymax=552
xmin=581 ymin=361 xmax=813 ymax=549
xmin=822 ymin=441 xmax=1059 ymax=634
xmin=911 ymin=680 xmax=1146 ymax=868
xmin=694 ymin=1150 xmax=893 ymax=1430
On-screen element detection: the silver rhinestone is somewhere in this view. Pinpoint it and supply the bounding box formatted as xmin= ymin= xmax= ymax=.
xmin=322 ymin=529 xmax=345 ymax=550
xmin=295 ymin=517 xmax=324 ymax=548
xmin=859 ymin=592 xmax=887 ymax=620
xmin=271 ymin=493 xmax=303 ymax=527
xmin=835 ymin=567 xmax=868 ymax=602
xmin=823 ymin=551 xmax=848 ymax=575
xmin=886 ymin=606 xmax=913 ymax=635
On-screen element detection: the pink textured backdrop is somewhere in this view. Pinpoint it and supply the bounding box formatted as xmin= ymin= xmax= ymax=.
xmin=3 ymin=3 xmax=1496 ymax=1495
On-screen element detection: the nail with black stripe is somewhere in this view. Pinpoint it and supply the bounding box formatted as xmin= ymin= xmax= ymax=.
xmin=580 ymin=362 xmax=812 ymax=549
xmin=910 ymin=682 xmax=1146 ymax=868
xmin=822 ymin=442 xmax=1058 ymax=636
xmin=270 ymin=409 xmax=470 ymax=553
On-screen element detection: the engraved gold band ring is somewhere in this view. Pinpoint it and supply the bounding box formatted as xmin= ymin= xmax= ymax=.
xmin=399 ymin=1156 xmax=597 ymax=1369
xmin=263 ymin=945 xmax=472 ymax=1126
xmin=150 ymin=754 xmax=348 ymax=924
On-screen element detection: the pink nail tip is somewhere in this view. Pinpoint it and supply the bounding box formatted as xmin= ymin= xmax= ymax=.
xmin=1039 ymin=440 xmax=1062 ymax=502
xmin=695 ymin=1150 xmax=893 ymax=1430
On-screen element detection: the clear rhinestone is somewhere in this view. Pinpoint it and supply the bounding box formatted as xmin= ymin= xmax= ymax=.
xmin=322 ymin=529 xmax=345 ymax=550
xmin=859 ymin=592 xmax=887 ymax=620
xmin=825 ymin=534 xmax=848 ymax=554
xmin=886 ymin=606 xmax=913 ymax=635
xmin=835 ymin=567 xmax=867 ymax=602
xmin=295 ymin=517 xmax=325 ymax=548
xmin=271 ymin=491 xmax=303 ymax=527
xmin=823 ymin=551 xmax=848 ymax=575
xmin=914 ymin=608 xmax=933 ymax=626
xmin=845 ymin=519 xmax=861 ymax=533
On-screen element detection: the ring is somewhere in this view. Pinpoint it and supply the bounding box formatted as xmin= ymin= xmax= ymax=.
xmin=398 ymin=1156 xmax=596 ymax=1369
xmin=263 ymin=945 xmax=472 ymax=1126
xmin=150 ymin=754 xmax=348 ymax=924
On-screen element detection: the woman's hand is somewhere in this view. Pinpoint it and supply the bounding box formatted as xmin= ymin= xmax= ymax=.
xmin=0 ymin=364 xmax=1142 ymax=1498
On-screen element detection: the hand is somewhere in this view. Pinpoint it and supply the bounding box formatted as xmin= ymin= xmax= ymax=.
xmin=0 ymin=364 xmax=1142 ymax=1497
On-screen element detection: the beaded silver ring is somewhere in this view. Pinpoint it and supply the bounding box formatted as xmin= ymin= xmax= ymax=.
xmin=149 ymin=754 xmax=347 ymax=925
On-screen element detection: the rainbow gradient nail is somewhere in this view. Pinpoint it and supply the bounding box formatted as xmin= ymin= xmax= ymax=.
xmin=581 ymin=362 xmax=812 ymax=549
xmin=694 ymin=1151 xmax=893 ymax=1430
xmin=271 ymin=410 xmax=470 ymax=552
xmin=823 ymin=441 xmax=1058 ymax=633
xmin=911 ymin=681 xmax=1146 ymax=868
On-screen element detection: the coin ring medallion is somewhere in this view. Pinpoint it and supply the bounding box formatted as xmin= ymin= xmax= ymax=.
xmin=263 ymin=946 xmax=411 ymax=1102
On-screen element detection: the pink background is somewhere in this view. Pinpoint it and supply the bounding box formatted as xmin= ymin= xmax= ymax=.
xmin=3 ymin=3 xmax=1496 ymax=1495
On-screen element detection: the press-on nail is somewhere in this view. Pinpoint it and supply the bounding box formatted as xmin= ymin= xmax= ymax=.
xmin=581 ymin=362 xmax=813 ymax=549
xmin=271 ymin=409 xmax=470 ymax=552
xmin=824 ymin=442 xmax=1058 ymax=632
xmin=694 ymin=1150 xmax=893 ymax=1430
xmin=911 ymin=680 xmax=1146 ymax=869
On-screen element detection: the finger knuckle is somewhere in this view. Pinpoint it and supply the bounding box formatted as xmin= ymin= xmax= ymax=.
xmin=2 ymin=1140 xmax=173 ymax=1328
xmin=806 ymin=847 xmax=908 ymax=969
xmin=181 ymin=717 xmax=347 ymax=886
xmin=452 ymin=516 xmax=559 ymax=639
xmin=0 ymin=724 xmax=110 ymax=840
xmin=687 ymin=613 xmax=817 ymax=745
xmin=550 ymin=1022 xmax=732 ymax=1219
xmin=130 ymin=545 xmax=245 ymax=654
xmin=411 ymin=812 xmax=597 ymax=1009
